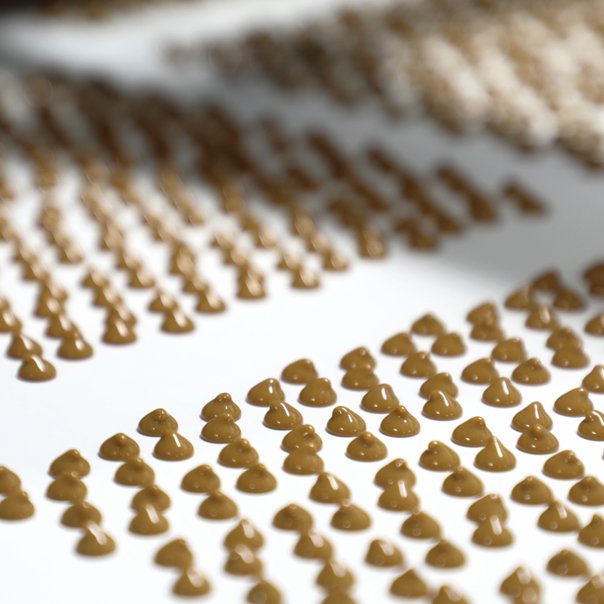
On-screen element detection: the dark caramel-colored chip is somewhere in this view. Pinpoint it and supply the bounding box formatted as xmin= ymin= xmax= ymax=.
xmin=331 ymin=502 xmax=371 ymax=531
xmin=538 ymin=501 xmax=580 ymax=532
xmin=419 ymin=440 xmax=460 ymax=471
xmin=474 ymin=437 xmax=516 ymax=472
xmin=247 ymin=378 xmax=285 ymax=407
xmin=273 ymin=503 xmax=313 ymax=531
xmin=326 ymin=406 xmax=366 ymax=436
xmin=451 ymin=417 xmax=491 ymax=447
xmin=360 ymin=383 xmax=399 ymax=413
xmin=281 ymin=358 xmax=318 ymax=384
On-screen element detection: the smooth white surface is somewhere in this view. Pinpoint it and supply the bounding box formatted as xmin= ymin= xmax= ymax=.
xmin=0 ymin=2 xmax=603 ymax=603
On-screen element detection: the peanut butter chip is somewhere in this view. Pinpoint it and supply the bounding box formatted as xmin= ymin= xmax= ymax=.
xmin=400 ymin=351 xmax=436 ymax=378
xmin=225 ymin=543 xmax=263 ymax=575
xmin=582 ymin=365 xmax=604 ymax=392
xmin=219 ymin=439 xmax=259 ymax=468
xmin=61 ymin=501 xmax=102 ymax=528
xmin=131 ymin=485 xmax=170 ymax=511
xmin=538 ymin=501 xmax=580 ymax=532
xmin=419 ymin=441 xmax=460 ymax=471
xmin=114 ymin=458 xmax=155 ymax=487
xmin=585 ymin=313 xmax=604 ymax=336
xmin=282 ymin=425 xmax=322 ymax=452
xmin=361 ymin=383 xmax=399 ymax=413
xmin=346 ymin=432 xmax=388 ymax=461
xmin=419 ymin=373 xmax=459 ymax=399
xmin=474 ymin=437 xmax=516 ymax=472
xmin=316 ymin=560 xmax=355 ymax=591
xmin=511 ymin=475 xmax=553 ymax=505
xmin=310 ymin=472 xmax=351 ymax=504
xmin=263 ymin=402 xmax=303 ymax=430
xmin=331 ymin=502 xmax=371 ymax=531
xmin=340 ymin=346 xmax=376 ymax=370
xmin=273 ymin=503 xmax=313 ymax=531
xmin=201 ymin=393 xmax=241 ymax=421
xmin=0 ymin=491 xmax=35 ymax=520
xmin=99 ymin=433 xmax=140 ymax=461
xmin=380 ymin=405 xmax=421 ymax=437
xmin=512 ymin=358 xmax=550 ymax=385
xmin=432 ymin=332 xmax=466 ymax=357
xmin=378 ymin=481 xmax=419 ymax=511
xmin=365 ymin=539 xmax=403 ymax=567
xmin=516 ymin=424 xmax=559 ymax=454
xmin=500 ymin=567 xmax=541 ymax=601
xmin=433 ymin=585 xmax=469 ymax=604
xmin=294 ymin=530 xmax=333 ymax=560
xmin=153 ymin=430 xmax=194 ymax=461
xmin=47 ymin=471 xmax=87 ymax=502
xmin=341 ymin=367 xmax=379 ymax=390
xmin=381 ymin=332 xmax=415 ymax=356
xmin=6 ymin=333 xmax=42 ymax=359
xmin=247 ymin=580 xmax=282 ymax=604
xmin=491 ymin=337 xmax=527 ymax=363
xmin=0 ymin=466 xmax=21 ymax=494
xmin=198 ymin=491 xmax=238 ymax=520
xmin=181 ymin=465 xmax=220 ymax=493
xmin=554 ymin=388 xmax=593 ymax=416
xmin=375 ymin=459 xmax=416 ymax=488
xmin=17 ymin=354 xmax=56 ymax=382
xmin=578 ymin=411 xmax=604 ymax=441
xmin=327 ymin=406 xmax=366 ymax=436
xmin=201 ymin=413 xmax=241 ymax=443
xmin=512 ymin=402 xmax=553 ymax=432
xmin=467 ymin=494 xmax=508 ymax=523
xmin=543 ymin=450 xmax=584 ymax=479
xmin=547 ymin=549 xmax=590 ymax=577
xmin=155 ymin=538 xmax=194 ymax=569
xmin=482 ymin=377 xmax=522 ymax=407
xmin=299 ymin=378 xmax=337 ymax=406
xmin=569 ymin=477 xmax=604 ymax=506
xmin=236 ymin=464 xmax=277 ymax=493
xmin=461 ymin=358 xmax=499 ymax=384
xmin=76 ymin=524 xmax=116 ymax=556
xmin=451 ymin=417 xmax=491 ymax=447
xmin=247 ymin=378 xmax=285 ymax=407
xmin=224 ymin=518 xmax=264 ymax=551
xmin=138 ymin=408 xmax=178 ymax=436
xmin=579 ymin=515 xmax=604 ymax=548
xmin=129 ymin=504 xmax=169 ymax=535
xmin=411 ymin=313 xmax=445 ymax=336
xmin=390 ymin=569 xmax=429 ymax=598
xmin=173 ymin=568 xmax=211 ymax=597
xmin=281 ymin=358 xmax=318 ymax=384
xmin=422 ymin=390 xmax=462 ymax=420
xmin=442 ymin=467 xmax=483 ymax=497
xmin=472 ymin=516 xmax=513 ymax=547
xmin=577 ymin=575 xmax=604 ymax=604
xmin=49 ymin=449 xmax=90 ymax=477
xmin=425 ymin=540 xmax=465 ymax=568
